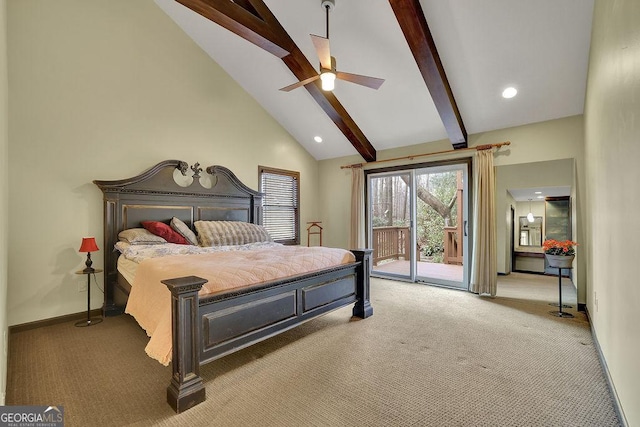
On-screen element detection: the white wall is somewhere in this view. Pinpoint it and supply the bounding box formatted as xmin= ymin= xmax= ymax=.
xmin=583 ymin=0 xmax=640 ymax=424
xmin=6 ymin=0 xmax=318 ymax=326
xmin=0 ymin=0 xmax=8 ymax=406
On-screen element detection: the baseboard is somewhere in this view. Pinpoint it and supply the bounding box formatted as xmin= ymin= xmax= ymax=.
xmin=9 ymin=309 xmax=103 ymax=334
xmin=585 ymin=308 xmax=629 ymax=427
xmin=512 ymin=269 xmax=547 ymax=275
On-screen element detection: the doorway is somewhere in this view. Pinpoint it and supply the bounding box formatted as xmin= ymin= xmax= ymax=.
xmin=367 ymin=160 xmax=470 ymax=290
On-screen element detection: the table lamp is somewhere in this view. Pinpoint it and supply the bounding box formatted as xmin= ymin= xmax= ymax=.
xmin=79 ymin=237 xmax=99 ymax=273
xmin=77 ymin=237 xmax=103 ymax=327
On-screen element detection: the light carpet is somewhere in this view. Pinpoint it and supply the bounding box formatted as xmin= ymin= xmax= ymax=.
xmin=7 ymin=274 xmax=621 ymax=426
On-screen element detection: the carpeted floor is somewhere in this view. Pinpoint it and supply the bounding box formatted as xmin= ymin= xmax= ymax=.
xmin=7 ymin=274 xmax=621 ymax=426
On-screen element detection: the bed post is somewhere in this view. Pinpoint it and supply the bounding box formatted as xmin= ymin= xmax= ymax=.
xmin=162 ymin=276 xmax=207 ymax=413
xmin=352 ymin=249 xmax=373 ymax=318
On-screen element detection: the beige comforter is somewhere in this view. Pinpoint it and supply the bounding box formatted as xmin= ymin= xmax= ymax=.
xmin=125 ymin=245 xmax=355 ymax=365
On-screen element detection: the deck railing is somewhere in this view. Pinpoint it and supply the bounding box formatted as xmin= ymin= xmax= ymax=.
xmin=371 ymin=226 xmax=410 ymax=266
xmin=372 ymin=225 xmax=463 ymax=266
xmin=444 ymin=226 xmax=463 ymax=265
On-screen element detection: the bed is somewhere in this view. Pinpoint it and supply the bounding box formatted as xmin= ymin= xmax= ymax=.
xmin=94 ymin=160 xmax=373 ymax=413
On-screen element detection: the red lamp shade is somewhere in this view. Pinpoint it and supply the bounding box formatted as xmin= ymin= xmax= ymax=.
xmin=79 ymin=237 xmax=99 ymax=253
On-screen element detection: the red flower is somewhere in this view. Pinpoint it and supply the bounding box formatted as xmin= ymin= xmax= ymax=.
xmin=543 ymin=239 xmax=578 ymax=256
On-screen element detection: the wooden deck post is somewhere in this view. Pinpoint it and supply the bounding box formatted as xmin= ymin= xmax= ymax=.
xmin=162 ymin=276 xmax=208 ymax=413
xmin=352 ymin=249 xmax=373 ymax=318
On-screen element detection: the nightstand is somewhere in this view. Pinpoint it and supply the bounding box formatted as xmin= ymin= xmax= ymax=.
xmin=75 ymin=268 xmax=103 ymax=327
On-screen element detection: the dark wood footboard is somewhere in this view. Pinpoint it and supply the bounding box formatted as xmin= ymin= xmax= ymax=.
xmin=162 ymin=249 xmax=373 ymax=413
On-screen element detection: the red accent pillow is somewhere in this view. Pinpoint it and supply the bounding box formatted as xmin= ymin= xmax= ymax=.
xmin=141 ymin=221 xmax=189 ymax=245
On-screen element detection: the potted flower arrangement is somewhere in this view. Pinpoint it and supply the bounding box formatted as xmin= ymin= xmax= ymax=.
xmin=543 ymin=239 xmax=578 ymax=268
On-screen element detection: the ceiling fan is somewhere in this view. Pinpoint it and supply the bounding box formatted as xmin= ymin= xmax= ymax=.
xmin=279 ymin=0 xmax=385 ymax=92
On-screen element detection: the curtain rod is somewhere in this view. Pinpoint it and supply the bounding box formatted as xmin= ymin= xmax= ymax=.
xmin=340 ymin=141 xmax=511 ymax=169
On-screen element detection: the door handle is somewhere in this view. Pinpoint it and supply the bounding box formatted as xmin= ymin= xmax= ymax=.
xmin=464 ymin=220 xmax=468 ymax=236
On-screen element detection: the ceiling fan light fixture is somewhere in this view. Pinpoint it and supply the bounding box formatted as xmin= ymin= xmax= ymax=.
xmin=320 ymin=71 xmax=336 ymax=91
xmin=280 ymin=0 xmax=383 ymax=93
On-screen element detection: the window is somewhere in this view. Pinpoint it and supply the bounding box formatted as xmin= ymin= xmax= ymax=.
xmin=259 ymin=166 xmax=300 ymax=245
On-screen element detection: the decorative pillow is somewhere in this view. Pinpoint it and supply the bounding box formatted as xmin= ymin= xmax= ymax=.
xmin=170 ymin=217 xmax=198 ymax=246
xmin=194 ymin=220 xmax=273 ymax=247
xmin=118 ymin=228 xmax=167 ymax=245
xmin=141 ymin=221 xmax=189 ymax=245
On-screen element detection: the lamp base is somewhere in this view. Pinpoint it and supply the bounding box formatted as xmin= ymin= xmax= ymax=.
xmin=549 ymin=310 xmax=574 ymax=318
xmin=549 ymin=302 xmax=573 ymax=308
xmin=75 ymin=317 xmax=103 ymax=327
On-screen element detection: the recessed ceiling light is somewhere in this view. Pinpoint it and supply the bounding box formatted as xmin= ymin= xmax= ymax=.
xmin=502 ymin=87 xmax=517 ymax=99
xmin=537 ymin=196 xmax=544 ymax=199
xmin=534 ymin=191 xmax=542 ymax=194
xmin=314 ymin=136 xmax=323 ymax=143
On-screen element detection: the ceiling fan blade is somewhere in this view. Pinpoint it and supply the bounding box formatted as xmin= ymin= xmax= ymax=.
xmin=336 ymin=72 xmax=385 ymax=90
xmin=310 ymin=34 xmax=332 ymax=70
xmin=279 ymin=75 xmax=320 ymax=92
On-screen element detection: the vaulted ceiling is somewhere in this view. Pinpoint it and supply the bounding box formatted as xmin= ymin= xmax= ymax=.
xmin=155 ymin=0 xmax=594 ymax=162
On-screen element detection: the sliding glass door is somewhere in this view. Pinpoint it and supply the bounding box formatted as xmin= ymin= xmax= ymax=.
xmin=369 ymin=172 xmax=413 ymax=279
xmin=414 ymin=164 xmax=468 ymax=289
xmin=367 ymin=161 xmax=470 ymax=290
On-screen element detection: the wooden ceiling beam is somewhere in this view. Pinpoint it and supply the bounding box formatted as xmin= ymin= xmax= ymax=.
xmin=389 ymin=0 xmax=468 ymax=149
xmin=176 ymin=0 xmax=293 ymax=58
xmin=176 ymin=0 xmax=377 ymax=161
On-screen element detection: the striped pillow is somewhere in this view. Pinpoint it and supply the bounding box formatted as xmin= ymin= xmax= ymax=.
xmin=194 ymin=221 xmax=272 ymax=247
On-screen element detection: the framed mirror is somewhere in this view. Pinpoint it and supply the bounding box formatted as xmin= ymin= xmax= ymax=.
xmin=519 ymin=216 xmax=543 ymax=246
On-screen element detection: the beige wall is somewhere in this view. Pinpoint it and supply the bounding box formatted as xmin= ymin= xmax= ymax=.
xmin=6 ymin=0 xmax=318 ymax=326
xmin=584 ymin=0 xmax=640 ymax=424
xmin=0 ymin=0 xmax=8 ymax=405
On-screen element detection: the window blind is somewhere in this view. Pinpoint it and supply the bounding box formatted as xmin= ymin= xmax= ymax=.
xmin=259 ymin=167 xmax=300 ymax=245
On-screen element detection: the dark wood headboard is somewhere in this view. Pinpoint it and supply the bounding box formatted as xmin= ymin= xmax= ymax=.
xmin=94 ymin=160 xmax=263 ymax=316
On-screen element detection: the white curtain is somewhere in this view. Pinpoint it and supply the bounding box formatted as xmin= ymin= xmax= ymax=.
xmin=350 ymin=167 xmax=365 ymax=249
xmin=470 ymin=149 xmax=497 ymax=296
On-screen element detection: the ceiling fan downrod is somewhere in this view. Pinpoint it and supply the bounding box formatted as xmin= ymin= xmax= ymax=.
xmin=321 ymin=0 xmax=335 ymax=39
